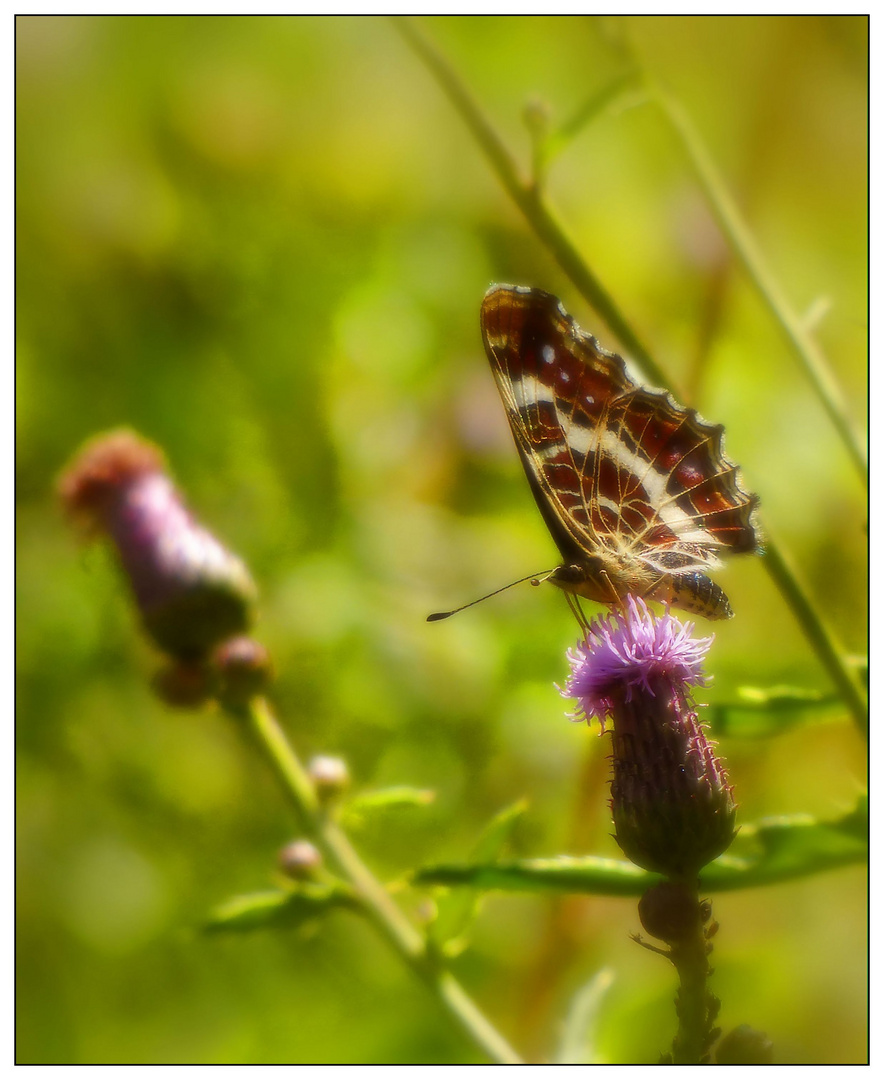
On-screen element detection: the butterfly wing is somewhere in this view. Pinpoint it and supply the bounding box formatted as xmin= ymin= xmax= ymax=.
xmin=480 ymin=285 xmax=759 ymax=587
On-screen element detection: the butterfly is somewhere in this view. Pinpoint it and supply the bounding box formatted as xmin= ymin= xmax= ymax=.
xmin=480 ymin=284 xmax=759 ymax=620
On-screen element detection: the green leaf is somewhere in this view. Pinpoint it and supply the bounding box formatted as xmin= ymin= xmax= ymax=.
xmin=340 ymin=786 xmax=436 ymax=828
xmin=415 ymin=800 xmax=867 ymax=896
xmin=203 ymin=883 xmax=358 ymax=934
xmin=554 ymin=72 xmax=645 ymax=146
xmin=416 ymin=854 xmax=653 ymax=895
xmin=709 ymin=684 xmax=843 ymax=737
xmin=733 ymin=684 xmax=836 ymax=708
xmin=701 ymin=801 xmax=868 ymax=890
xmin=429 ymin=799 xmax=527 ymax=953
xmin=554 ymin=968 xmax=615 ymax=1065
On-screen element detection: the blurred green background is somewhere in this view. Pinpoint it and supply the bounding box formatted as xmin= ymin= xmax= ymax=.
xmin=16 ymin=15 xmax=867 ymax=1064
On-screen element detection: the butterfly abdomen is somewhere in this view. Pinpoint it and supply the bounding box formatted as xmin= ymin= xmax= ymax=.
xmin=656 ymin=571 xmax=733 ymax=621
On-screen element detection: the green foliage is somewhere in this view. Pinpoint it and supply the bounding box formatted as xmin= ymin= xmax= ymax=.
xmin=554 ymin=968 xmax=615 ymax=1064
xmin=204 ymin=884 xmax=358 ymax=934
xmin=415 ymin=799 xmax=868 ymax=894
xmin=428 ymin=798 xmax=526 ymax=954
xmin=17 ymin=14 xmax=866 ymax=1065
xmin=340 ymin=786 xmax=437 ymax=824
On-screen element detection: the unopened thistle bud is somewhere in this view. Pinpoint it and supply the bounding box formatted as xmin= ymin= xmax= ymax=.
xmin=308 ymin=755 xmax=351 ymax=804
xmin=152 ymin=660 xmax=217 ymax=709
xmin=561 ymin=597 xmax=736 ymax=879
xmin=59 ymin=429 xmax=257 ymax=660
xmin=214 ymin=636 xmax=272 ymax=706
xmin=278 ymin=839 xmax=323 ymax=881
xmin=715 ymin=1025 xmax=774 ymax=1064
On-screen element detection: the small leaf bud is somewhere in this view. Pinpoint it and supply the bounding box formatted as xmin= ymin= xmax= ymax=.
xmin=277 ymin=839 xmax=323 ymax=881
xmin=308 ymin=755 xmax=350 ymax=804
xmin=152 ymin=659 xmax=217 ymax=709
xmin=715 ymin=1025 xmax=774 ymax=1065
xmin=639 ymin=881 xmax=704 ymax=945
xmin=214 ymin=636 xmax=272 ymax=706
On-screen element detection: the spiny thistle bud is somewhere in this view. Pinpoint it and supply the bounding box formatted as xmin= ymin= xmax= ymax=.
xmin=639 ymin=881 xmax=707 ymax=945
xmin=715 ymin=1025 xmax=774 ymax=1064
xmin=59 ymin=429 xmax=257 ymax=660
xmin=152 ymin=659 xmax=217 ymax=709
xmin=522 ymin=96 xmax=552 ymax=138
xmin=214 ymin=636 xmax=272 ymax=706
xmin=308 ymin=755 xmax=350 ymax=804
xmin=278 ymin=839 xmax=323 ymax=881
xmin=561 ymin=597 xmax=736 ymax=878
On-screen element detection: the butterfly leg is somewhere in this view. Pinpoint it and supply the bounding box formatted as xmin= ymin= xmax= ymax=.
xmin=565 ymin=590 xmax=591 ymax=635
xmin=596 ymin=567 xmax=627 ymax=608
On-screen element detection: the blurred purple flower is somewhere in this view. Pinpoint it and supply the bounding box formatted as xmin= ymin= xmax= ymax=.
xmin=60 ymin=429 xmax=257 ymax=660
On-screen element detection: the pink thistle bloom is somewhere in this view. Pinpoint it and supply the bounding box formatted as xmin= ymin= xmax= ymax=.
xmin=561 ymin=596 xmax=712 ymax=727
xmin=59 ymin=429 xmax=257 ymax=660
xmin=561 ymin=596 xmax=735 ymax=878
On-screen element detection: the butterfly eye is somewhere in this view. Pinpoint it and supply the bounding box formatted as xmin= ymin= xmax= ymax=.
xmin=550 ymin=564 xmax=589 ymax=587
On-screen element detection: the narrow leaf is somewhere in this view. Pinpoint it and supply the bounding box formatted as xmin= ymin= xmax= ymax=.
xmin=415 ymin=801 xmax=867 ymax=896
xmin=430 ymin=800 xmax=527 ymax=952
xmin=341 ymin=786 xmax=435 ymax=828
xmin=203 ymin=883 xmax=358 ymax=934
xmin=710 ymin=684 xmax=842 ymax=736
xmin=554 ymin=968 xmax=615 ymax=1065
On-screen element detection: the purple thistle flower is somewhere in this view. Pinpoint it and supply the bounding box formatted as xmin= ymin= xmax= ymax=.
xmin=59 ymin=429 xmax=257 ymax=660
xmin=561 ymin=596 xmax=735 ymax=878
xmin=561 ymin=596 xmax=712 ymax=727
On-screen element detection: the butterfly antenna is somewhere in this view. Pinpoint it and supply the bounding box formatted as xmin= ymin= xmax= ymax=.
xmin=427 ymin=569 xmax=558 ymax=622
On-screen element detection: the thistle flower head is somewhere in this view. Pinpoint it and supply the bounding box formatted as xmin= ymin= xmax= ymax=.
xmin=561 ymin=596 xmax=735 ymax=878
xmin=561 ymin=596 xmax=712 ymax=726
xmin=59 ymin=429 xmax=257 ymax=660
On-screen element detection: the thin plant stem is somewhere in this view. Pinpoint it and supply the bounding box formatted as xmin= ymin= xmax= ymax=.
xmin=761 ymin=533 xmax=868 ymax=737
xmin=393 ymin=16 xmax=868 ymax=732
xmin=648 ymin=83 xmax=867 ymax=487
xmin=235 ymin=695 xmax=523 ymax=1066
xmin=667 ymin=882 xmax=715 ymax=1064
xmin=392 ymin=15 xmax=670 ymax=392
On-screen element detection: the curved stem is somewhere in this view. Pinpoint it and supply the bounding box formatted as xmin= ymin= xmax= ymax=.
xmin=236 ymin=696 xmax=523 ymax=1065
xmin=391 ymin=15 xmax=670 ymax=392
xmin=649 ymin=84 xmax=867 ymax=487
xmin=761 ymin=534 xmax=867 ymax=736
xmin=393 ymin=16 xmax=867 ymax=734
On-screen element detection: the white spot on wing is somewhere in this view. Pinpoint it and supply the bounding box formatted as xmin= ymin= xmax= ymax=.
xmin=542 ymin=344 xmax=555 ymax=365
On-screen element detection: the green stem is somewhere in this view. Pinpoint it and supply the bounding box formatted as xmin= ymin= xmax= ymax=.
xmin=394 ymin=16 xmax=867 ymax=734
xmin=761 ymin=534 xmax=868 ymax=736
xmin=667 ymin=881 xmax=715 ymax=1064
xmin=391 ymin=15 xmax=670 ymax=392
xmin=237 ymin=696 xmax=523 ymax=1065
xmin=649 ymin=83 xmax=867 ymax=487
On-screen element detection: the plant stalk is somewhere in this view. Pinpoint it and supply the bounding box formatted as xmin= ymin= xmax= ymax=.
xmin=236 ymin=695 xmax=523 ymax=1065
xmin=650 ymin=84 xmax=867 ymax=487
xmin=668 ymin=881 xmax=716 ymax=1064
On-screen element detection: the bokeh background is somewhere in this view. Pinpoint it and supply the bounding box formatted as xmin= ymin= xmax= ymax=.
xmin=16 ymin=15 xmax=867 ymax=1065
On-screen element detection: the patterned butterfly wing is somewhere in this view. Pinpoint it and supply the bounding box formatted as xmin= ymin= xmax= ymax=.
xmin=480 ymin=284 xmax=759 ymax=620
